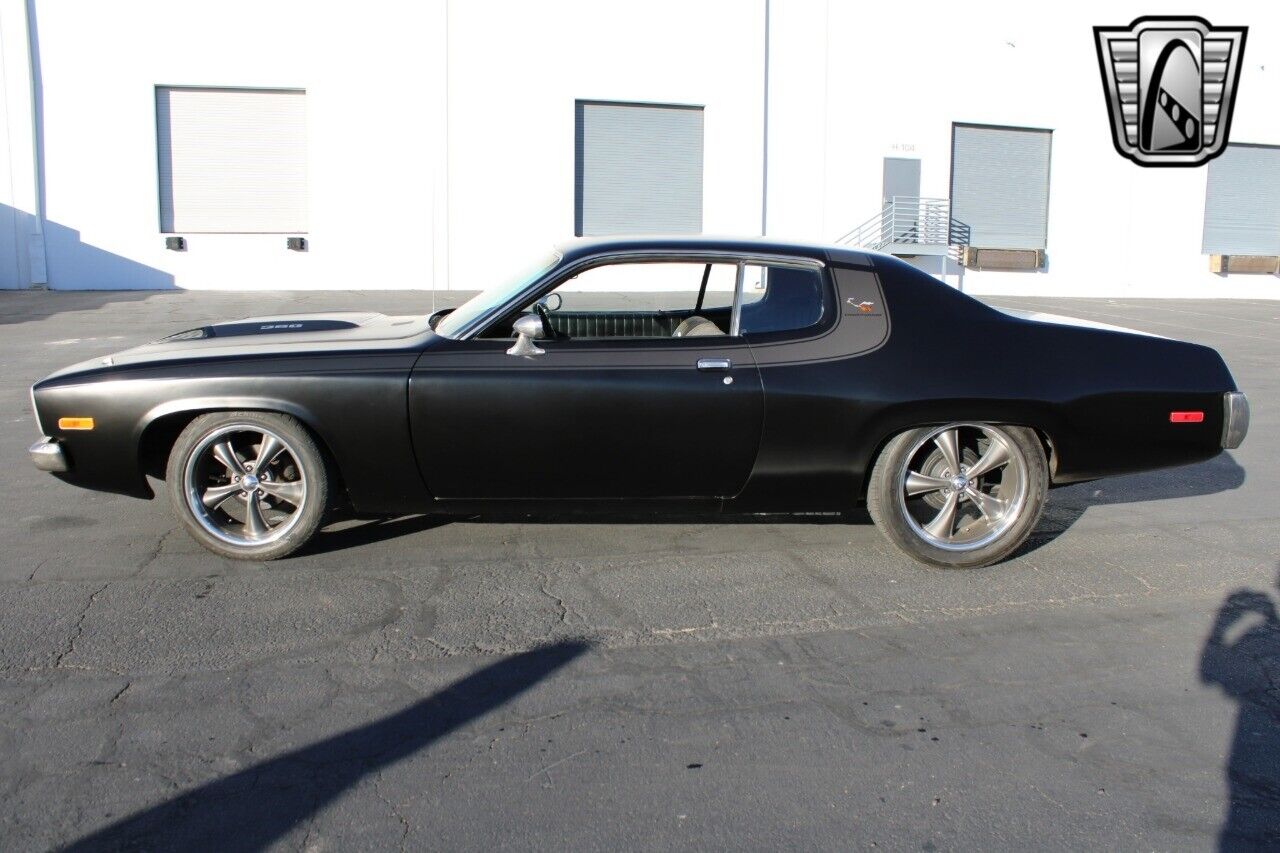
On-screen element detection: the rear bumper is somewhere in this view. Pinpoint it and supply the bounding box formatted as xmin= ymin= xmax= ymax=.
xmin=29 ymin=437 xmax=69 ymax=473
xmin=1222 ymin=392 xmax=1250 ymax=449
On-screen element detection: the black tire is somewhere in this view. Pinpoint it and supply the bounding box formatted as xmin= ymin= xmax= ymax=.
xmin=866 ymin=423 xmax=1048 ymax=569
xmin=165 ymin=411 xmax=329 ymax=561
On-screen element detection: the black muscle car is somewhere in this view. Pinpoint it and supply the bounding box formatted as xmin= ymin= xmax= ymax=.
xmin=28 ymin=237 xmax=1249 ymax=568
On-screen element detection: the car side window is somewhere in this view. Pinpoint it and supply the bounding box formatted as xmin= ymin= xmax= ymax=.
xmin=490 ymin=261 xmax=741 ymax=341
xmin=738 ymin=265 xmax=826 ymax=336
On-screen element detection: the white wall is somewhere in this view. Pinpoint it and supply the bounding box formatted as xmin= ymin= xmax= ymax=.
xmin=444 ymin=0 xmax=765 ymax=293
xmin=0 ymin=0 xmax=42 ymax=290
xmin=13 ymin=0 xmax=764 ymax=292
xmin=3 ymin=0 xmax=1279 ymax=297
xmin=20 ymin=0 xmax=447 ymax=291
xmin=763 ymin=0 xmax=831 ymax=241
xmin=766 ymin=0 xmax=1280 ymax=298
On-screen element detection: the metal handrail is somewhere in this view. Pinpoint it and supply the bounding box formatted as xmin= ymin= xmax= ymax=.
xmin=837 ymin=196 xmax=970 ymax=263
xmin=835 ymin=202 xmax=893 ymax=247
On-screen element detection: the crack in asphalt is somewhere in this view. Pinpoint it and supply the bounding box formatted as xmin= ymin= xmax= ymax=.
xmin=370 ymin=775 xmax=412 ymax=852
xmin=527 ymin=748 xmax=588 ymax=783
xmin=108 ymin=681 xmax=132 ymax=706
xmin=53 ymin=582 xmax=109 ymax=670
xmin=538 ymin=572 xmax=570 ymax=626
xmin=133 ymin=528 xmax=179 ymax=578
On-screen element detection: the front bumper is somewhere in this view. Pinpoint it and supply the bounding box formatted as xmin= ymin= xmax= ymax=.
xmin=1222 ymin=392 xmax=1250 ymax=449
xmin=29 ymin=437 xmax=69 ymax=473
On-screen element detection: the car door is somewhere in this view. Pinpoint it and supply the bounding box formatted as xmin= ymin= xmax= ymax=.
xmin=408 ymin=260 xmax=764 ymax=500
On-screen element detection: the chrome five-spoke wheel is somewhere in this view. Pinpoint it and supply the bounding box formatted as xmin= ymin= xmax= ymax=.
xmin=898 ymin=424 xmax=1028 ymax=551
xmin=185 ymin=425 xmax=307 ymax=546
xmin=867 ymin=422 xmax=1048 ymax=569
xmin=167 ymin=412 xmax=329 ymax=560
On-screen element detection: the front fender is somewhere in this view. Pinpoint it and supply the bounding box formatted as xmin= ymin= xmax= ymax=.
xmin=34 ymin=351 xmax=429 ymax=512
xmin=135 ymin=396 xmax=323 ymax=444
xmin=34 ymin=386 xmax=332 ymax=500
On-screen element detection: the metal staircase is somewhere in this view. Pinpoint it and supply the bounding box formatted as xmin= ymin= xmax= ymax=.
xmin=836 ymin=196 xmax=970 ymax=264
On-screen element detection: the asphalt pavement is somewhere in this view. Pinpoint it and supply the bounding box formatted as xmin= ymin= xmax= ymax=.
xmin=0 ymin=289 xmax=1276 ymax=850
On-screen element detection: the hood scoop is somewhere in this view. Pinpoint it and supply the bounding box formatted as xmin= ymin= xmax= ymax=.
xmin=157 ymin=317 xmax=364 ymax=343
xmin=158 ymin=327 xmax=211 ymax=342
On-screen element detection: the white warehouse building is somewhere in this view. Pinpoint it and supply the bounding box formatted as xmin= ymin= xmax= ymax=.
xmin=1 ymin=0 xmax=1278 ymax=297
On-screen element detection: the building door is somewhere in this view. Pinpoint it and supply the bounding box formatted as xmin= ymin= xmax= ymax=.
xmin=575 ymin=100 xmax=704 ymax=237
xmin=949 ymin=123 xmax=1052 ymax=251
xmin=882 ymin=157 xmax=921 ymax=243
xmin=1203 ymin=143 xmax=1280 ymax=256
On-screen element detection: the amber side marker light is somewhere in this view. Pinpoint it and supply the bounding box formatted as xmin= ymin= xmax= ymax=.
xmin=58 ymin=417 xmax=95 ymax=430
xmin=1169 ymin=411 xmax=1205 ymax=423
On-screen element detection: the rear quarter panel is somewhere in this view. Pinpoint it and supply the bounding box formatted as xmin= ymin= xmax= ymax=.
xmin=737 ymin=255 xmax=1236 ymax=509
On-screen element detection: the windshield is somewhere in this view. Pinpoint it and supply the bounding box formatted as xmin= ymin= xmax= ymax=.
xmin=434 ymin=251 xmax=561 ymax=339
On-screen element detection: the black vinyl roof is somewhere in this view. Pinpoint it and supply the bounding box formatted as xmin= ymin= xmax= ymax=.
xmin=555 ymin=235 xmax=877 ymax=267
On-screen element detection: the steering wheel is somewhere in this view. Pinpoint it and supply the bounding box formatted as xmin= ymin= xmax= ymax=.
xmin=534 ymin=302 xmax=558 ymax=339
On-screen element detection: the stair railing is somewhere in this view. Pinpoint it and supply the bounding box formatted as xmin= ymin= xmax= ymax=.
xmin=836 ymin=196 xmax=970 ymax=263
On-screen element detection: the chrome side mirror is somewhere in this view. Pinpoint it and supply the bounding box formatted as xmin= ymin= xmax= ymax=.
xmin=506 ymin=314 xmax=546 ymax=357
xmin=538 ymin=292 xmax=563 ymax=312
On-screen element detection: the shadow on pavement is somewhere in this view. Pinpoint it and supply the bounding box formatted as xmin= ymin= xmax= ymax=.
xmin=296 ymin=507 xmax=860 ymax=558
xmin=1200 ymin=566 xmax=1280 ymax=851
xmin=1019 ymin=451 xmax=1246 ymax=557
xmin=302 ymin=454 xmax=1242 ymax=561
xmin=0 ymin=287 xmax=163 ymax=326
xmin=63 ymin=640 xmax=589 ymax=852
xmin=296 ymin=513 xmax=457 ymax=557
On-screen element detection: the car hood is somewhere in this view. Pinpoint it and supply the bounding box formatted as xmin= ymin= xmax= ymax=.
xmin=41 ymin=311 xmax=434 ymax=380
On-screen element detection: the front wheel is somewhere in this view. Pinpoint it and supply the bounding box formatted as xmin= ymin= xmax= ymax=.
xmin=165 ymin=411 xmax=329 ymax=560
xmin=866 ymin=423 xmax=1048 ymax=569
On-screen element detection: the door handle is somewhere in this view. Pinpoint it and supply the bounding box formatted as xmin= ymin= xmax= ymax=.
xmin=696 ymin=358 xmax=732 ymax=372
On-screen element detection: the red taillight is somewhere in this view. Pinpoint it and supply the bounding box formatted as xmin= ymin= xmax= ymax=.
xmin=1170 ymin=411 xmax=1205 ymax=423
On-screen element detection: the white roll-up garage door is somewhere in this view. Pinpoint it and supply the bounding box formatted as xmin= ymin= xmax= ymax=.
xmin=950 ymin=124 xmax=1052 ymax=250
xmin=575 ymin=101 xmax=704 ymax=237
xmin=1202 ymin=143 xmax=1280 ymax=255
xmin=156 ymin=87 xmax=308 ymax=233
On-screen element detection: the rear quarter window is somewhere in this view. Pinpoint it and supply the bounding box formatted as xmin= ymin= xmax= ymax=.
xmin=739 ymin=266 xmax=829 ymax=337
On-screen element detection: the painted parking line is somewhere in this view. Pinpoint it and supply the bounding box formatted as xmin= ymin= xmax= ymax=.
xmin=1101 ymin=301 xmax=1280 ymax=329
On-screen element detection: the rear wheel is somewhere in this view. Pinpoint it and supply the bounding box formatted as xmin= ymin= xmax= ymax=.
xmin=165 ymin=411 xmax=328 ymax=560
xmin=866 ymin=423 xmax=1047 ymax=569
